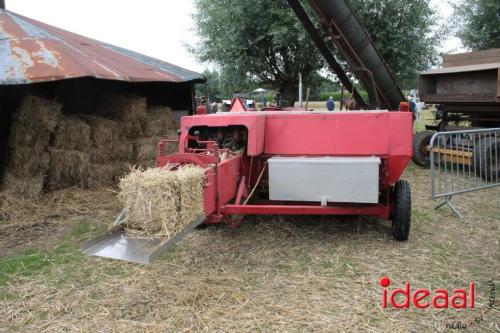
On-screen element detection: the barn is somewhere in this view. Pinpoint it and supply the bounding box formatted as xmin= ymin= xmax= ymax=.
xmin=0 ymin=8 xmax=204 ymax=197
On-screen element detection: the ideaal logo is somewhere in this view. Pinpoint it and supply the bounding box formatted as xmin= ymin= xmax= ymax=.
xmin=379 ymin=277 xmax=496 ymax=330
xmin=379 ymin=276 xmax=475 ymax=309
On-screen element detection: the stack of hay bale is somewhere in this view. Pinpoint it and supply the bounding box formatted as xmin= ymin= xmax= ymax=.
xmin=2 ymin=95 xmax=61 ymax=199
xmin=0 ymin=92 xmax=178 ymax=198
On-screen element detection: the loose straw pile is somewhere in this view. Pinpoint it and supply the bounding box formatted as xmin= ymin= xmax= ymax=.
xmin=118 ymin=166 xmax=205 ymax=239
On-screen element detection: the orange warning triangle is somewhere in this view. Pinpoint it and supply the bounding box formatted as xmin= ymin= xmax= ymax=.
xmin=229 ymin=97 xmax=247 ymax=112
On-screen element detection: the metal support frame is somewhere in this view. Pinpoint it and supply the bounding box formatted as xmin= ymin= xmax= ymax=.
xmin=286 ymin=0 xmax=368 ymax=109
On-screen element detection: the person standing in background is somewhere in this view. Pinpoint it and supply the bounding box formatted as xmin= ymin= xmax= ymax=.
xmin=326 ymin=96 xmax=335 ymax=111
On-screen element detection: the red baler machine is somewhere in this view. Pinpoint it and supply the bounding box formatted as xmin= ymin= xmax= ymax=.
xmin=159 ymin=110 xmax=412 ymax=231
xmin=82 ymin=0 xmax=413 ymax=264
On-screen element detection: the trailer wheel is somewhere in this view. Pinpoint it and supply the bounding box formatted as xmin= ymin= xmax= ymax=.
xmin=473 ymin=137 xmax=500 ymax=181
xmin=412 ymin=131 xmax=434 ymax=167
xmin=390 ymin=180 xmax=411 ymax=241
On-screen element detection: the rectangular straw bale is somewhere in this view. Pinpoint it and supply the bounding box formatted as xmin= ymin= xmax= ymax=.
xmin=97 ymin=93 xmax=147 ymax=138
xmin=47 ymin=149 xmax=90 ymax=190
xmin=88 ymin=116 xmax=121 ymax=146
xmin=1 ymin=172 xmax=45 ymax=199
xmin=142 ymin=106 xmax=173 ymax=137
xmin=118 ymin=165 xmax=205 ymax=238
xmin=135 ymin=137 xmax=162 ymax=167
xmin=88 ymin=162 xmax=132 ymax=187
xmin=8 ymin=121 xmax=51 ymax=148
xmin=89 ymin=142 xmax=135 ymax=164
xmin=178 ymin=166 xmax=206 ymax=224
xmin=6 ymin=147 xmax=50 ymax=178
xmin=13 ymin=95 xmax=61 ymax=132
xmin=52 ymin=116 xmax=91 ymax=152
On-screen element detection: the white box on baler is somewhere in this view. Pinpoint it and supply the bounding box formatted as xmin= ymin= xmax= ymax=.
xmin=268 ymin=156 xmax=381 ymax=204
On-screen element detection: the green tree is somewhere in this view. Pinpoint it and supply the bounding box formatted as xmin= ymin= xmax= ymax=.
xmin=196 ymin=69 xmax=221 ymax=100
xmin=350 ymin=0 xmax=440 ymax=89
xmin=453 ymin=0 xmax=500 ymax=50
xmin=192 ymin=0 xmax=324 ymax=106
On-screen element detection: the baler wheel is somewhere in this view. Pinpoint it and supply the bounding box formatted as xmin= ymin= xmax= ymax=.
xmin=412 ymin=131 xmax=434 ymax=167
xmin=390 ymin=180 xmax=411 ymax=241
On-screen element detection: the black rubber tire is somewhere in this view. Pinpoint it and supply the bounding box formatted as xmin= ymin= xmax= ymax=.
xmin=412 ymin=131 xmax=434 ymax=168
xmin=473 ymin=137 xmax=500 ymax=181
xmin=390 ymin=180 xmax=411 ymax=241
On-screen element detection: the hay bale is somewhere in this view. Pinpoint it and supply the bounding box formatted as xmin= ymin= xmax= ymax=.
xmin=13 ymin=95 xmax=61 ymax=132
xmin=89 ymin=142 xmax=135 ymax=164
xmin=48 ymin=149 xmax=90 ymax=190
xmin=6 ymin=147 xmax=50 ymax=178
xmin=135 ymin=137 xmax=161 ymax=167
xmin=53 ymin=116 xmax=91 ymax=152
xmin=87 ymin=116 xmax=121 ymax=147
xmin=97 ymin=93 xmax=147 ymax=138
xmin=0 ymin=172 xmax=45 ymax=199
xmin=142 ymin=106 xmax=173 ymax=137
xmin=88 ymin=163 xmax=132 ymax=187
xmin=178 ymin=166 xmax=206 ymax=224
xmin=135 ymin=136 xmax=179 ymax=168
xmin=118 ymin=166 xmax=205 ymax=238
xmin=8 ymin=122 xmax=51 ymax=148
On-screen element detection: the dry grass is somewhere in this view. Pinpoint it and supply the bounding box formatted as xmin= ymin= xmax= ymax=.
xmin=118 ymin=166 xmax=205 ymax=238
xmin=0 ymin=165 xmax=498 ymax=332
xmin=0 ymin=187 xmax=118 ymax=238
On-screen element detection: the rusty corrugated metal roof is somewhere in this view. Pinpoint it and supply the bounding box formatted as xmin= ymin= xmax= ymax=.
xmin=0 ymin=9 xmax=205 ymax=85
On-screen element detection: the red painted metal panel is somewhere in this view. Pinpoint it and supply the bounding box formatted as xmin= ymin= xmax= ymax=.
xmin=264 ymin=112 xmax=391 ymax=155
xmin=217 ymin=156 xmax=242 ymax=206
xmin=222 ymin=204 xmax=390 ymax=219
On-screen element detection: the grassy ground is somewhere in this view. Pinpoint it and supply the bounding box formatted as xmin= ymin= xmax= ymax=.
xmin=0 ymin=163 xmax=498 ymax=332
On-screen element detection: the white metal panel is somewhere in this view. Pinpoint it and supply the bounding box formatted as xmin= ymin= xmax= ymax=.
xmin=268 ymin=156 xmax=380 ymax=204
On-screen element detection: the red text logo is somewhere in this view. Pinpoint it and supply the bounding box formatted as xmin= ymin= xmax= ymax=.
xmin=379 ymin=276 xmax=475 ymax=309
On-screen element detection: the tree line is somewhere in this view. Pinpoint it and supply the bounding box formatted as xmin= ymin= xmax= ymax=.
xmin=192 ymin=0 xmax=500 ymax=104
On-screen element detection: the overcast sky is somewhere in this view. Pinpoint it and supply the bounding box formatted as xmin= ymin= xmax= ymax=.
xmin=6 ymin=0 xmax=462 ymax=73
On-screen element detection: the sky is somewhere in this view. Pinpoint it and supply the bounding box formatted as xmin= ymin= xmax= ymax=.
xmin=6 ymin=0 xmax=463 ymax=74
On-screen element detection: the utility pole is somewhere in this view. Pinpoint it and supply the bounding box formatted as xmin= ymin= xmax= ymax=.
xmin=298 ymin=73 xmax=303 ymax=108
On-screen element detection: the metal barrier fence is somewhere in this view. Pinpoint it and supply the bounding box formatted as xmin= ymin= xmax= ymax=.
xmin=429 ymin=128 xmax=500 ymax=218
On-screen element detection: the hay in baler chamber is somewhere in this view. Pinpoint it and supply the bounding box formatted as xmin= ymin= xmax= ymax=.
xmin=118 ymin=165 xmax=205 ymax=238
